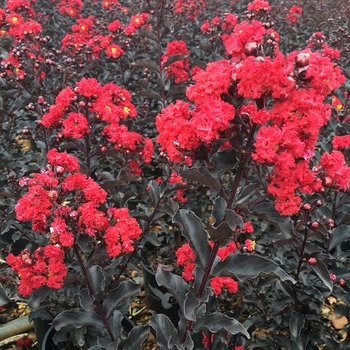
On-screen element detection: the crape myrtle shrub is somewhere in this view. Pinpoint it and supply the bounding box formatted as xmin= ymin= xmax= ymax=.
xmin=1 ymin=0 xmax=350 ymax=349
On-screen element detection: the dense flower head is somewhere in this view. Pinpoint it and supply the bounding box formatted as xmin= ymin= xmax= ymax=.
xmin=186 ymin=60 xmax=235 ymax=103
xmin=173 ymin=0 xmax=206 ymax=19
xmin=47 ymin=148 xmax=80 ymax=172
xmin=247 ymin=0 xmax=271 ymax=12
xmin=62 ymin=173 xmax=107 ymax=206
xmin=304 ymin=51 xmax=346 ymax=96
xmin=107 ymin=19 xmax=121 ymax=32
xmin=157 ymin=59 xmax=236 ymax=162
xmin=57 ymin=0 xmax=83 ymax=16
xmin=210 ymin=277 xmax=238 ymax=295
xmin=124 ymin=13 xmax=149 ymax=35
xmin=62 ymin=112 xmax=90 ymax=138
xmin=6 ymin=245 xmax=67 ymax=296
xmin=72 ymin=17 xmax=94 ymax=33
xmin=78 ymin=202 xmax=109 ymax=236
xmin=105 ymin=44 xmax=124 ymax=58
xmin=286 ymin=5 xmax=302 ymax=24
xmin=176 ymin=243 xmax=196 ymax=281
xmin=40 ymin=78 xmax=153 ymax=172
xmin=102 ymin=0 xmax=119 ymax=8
xmin=236 ymin=55 xmax=294 ymax=100
xmin=104 ymin=208 xmax=142 ymax=257
xmin=320 ymin=151 xmax=350 ymax=191
xmin=222 ymin=20 xmax=266 ymax=58
xmin=161 ymin=40 xmax=189 ymax=84
xmin=332 ymin=135 xmax=350 ymax=150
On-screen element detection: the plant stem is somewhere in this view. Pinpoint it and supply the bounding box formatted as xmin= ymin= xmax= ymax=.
xmin=181 ymin=241 xmax=220 ymax=344
xmin=293 ymin=218 xmax=309 ymax=311
xmin=73 ymin=243 xmax=115 ymax=341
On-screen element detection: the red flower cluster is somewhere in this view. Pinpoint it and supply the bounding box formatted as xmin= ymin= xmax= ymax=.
xmin=169 ymin=171 xmax=187 ymax=203
xmin=104 ymin=208 xmax=142 ymax=257
xmin=176 ymin=242 xmax=238 ymax=295
xmin=41 ymin=78 xmax=153 ymax=174
xmin=222 ymin=20 xmax=266 ymax=58
xmin=124 ymin=12 xmax=149 ymax=36
xmin=57 ymin=0 xmax=83 ymax=17
xmin=6 ymin=245 xmax=67 ymax=297
xmin=156 ymin=60 xmax=236 ymax=163
xmin=210 ymin=276 xmax=238 ymax=295
xmin=285 ymin=5 xmax=302 ymax=24
xmin=0 ymin=0 xmax=41 ymax=39
xmin=173 ymin=0 xmax=206 ymax=20
xmin=247 ymin=0 xmax=271 ymax=12
xmin=9 ymin=149 xmax=143 ymax=295
xmin=161 ymin=40 xmax=189 ymax=84
xmin=319 ymin=151 xmax=350 ymax=191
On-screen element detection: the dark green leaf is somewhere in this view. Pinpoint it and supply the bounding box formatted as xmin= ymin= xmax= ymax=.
xmin=0 ymin=284 xmax=9 ymax=305
xmin=162 ymin=54 xmax=188 ymax=69
xmin=124 ymin=325 xmax=150 ymax=350
xmin=155 ymin=265 xmax=187 ymax=305
xmin=103 ymin=280 xmax=140 ymax=318
xmin=208 ymin=148 xmax=237 ymax=177
xmin=166 ymin=85 xmax=187 ymax=97
xmin=173 ymin=209 xmax=211 ymax=269
xmin=181 ymin=169 xmax=222 ymax=193
xmin=148 ymin=180 xmax=160 ymax=204
xmin=87 ymin=265 xmax=105 ymax=295
xmin=133 ymin=28 xmax=158 ymax=42
xmin=212 ymin=196 xmax=226 ymax=225
xmin=161 ymin=18 xmax=174 ymax=33
xmin=242 ymin=201 xmax=294 ymax=241
xmin=134 ymin=89 xmax=162 ymax=101
xmin=329 ymin=225 xmax=350 ymax=251
xmin=289 ymin=311 xmax=305 ymax=337
xmin=53 ymin=309 xmax=104 ymax=330
xmin=213 ymin=254 xmax=296 ymax=283
xmin=78 ymin=288 xmax=95 ymax=311
xmin=225 ymin=209 xmax=244 ymax=230
xmin=309 ymin=260 xmax=333 ymax=292
xmin=193 ymin=312 xmax=250 ymax=338
xmin=149 ymin=312 xmax=192 ymax=350
xmin=108 ymin=310 xmax=124 ymax=339
xmin=131 ymin=59 xmax=160 ymax=73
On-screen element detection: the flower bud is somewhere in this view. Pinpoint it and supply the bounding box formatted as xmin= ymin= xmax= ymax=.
xmin=308 ymin=257 xmax=317 ymax=265
xmin=244 ymin=42 xmax=258 ymax=56
xmin=295 ymin=53 xmax=309 ymax=68
xmin=310 ymin=221 xmax=319 ymax=229
xmin=55 ymin=166 xmax=65 ymax=175
xmin=303 ymin=203 xmax=311 ymax=211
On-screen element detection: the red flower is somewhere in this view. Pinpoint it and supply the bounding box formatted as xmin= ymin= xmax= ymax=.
xmin=47 ymin=148 xmax=80 ymax=173
xmin=247 ymin=0 xmax=271 ymax=12
xmin=76 ymin=77 xmax=103 ymax=98
xmin=176 ymin=243 xmax=196 ymax=281
xmin=285 ymin=5 xmax=302 ymax=24
xmin=108 ymin=19 xmax=121 ymax=32
xmin=104 ymin=208 xmax=142 ymax=257
xmin=210 ymin=277 xmax=238 ymax=295
xmin=332 ymin=135 xmax=350 ymax=150
xmin=62 ymin=112 xmax=90 ymax=138
xmin=222 ymin=20 xmax=266 ymax=58
xmin=105 ymin=44 xmax=124 ymax=58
